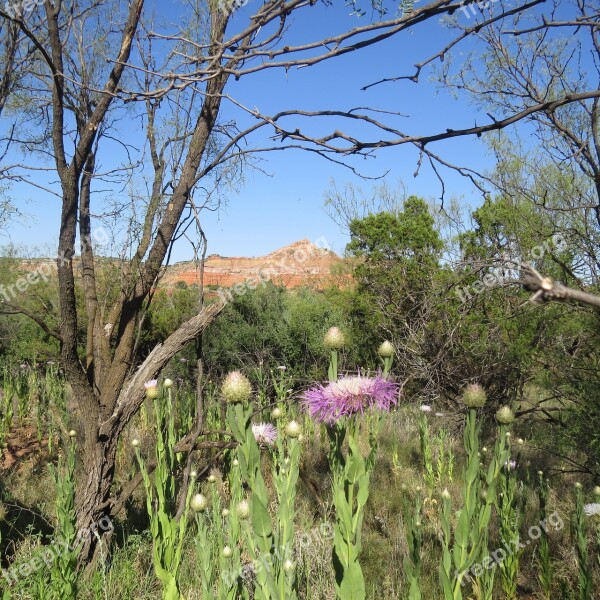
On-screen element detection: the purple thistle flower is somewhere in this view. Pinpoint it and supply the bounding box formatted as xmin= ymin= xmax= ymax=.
xmin=252 ymin=423 xmax=278 ymax=446
xmin=303 ymin=375 xmax=399 ymax=424
xmin=144 ymin=379 xmax=158 ymax=389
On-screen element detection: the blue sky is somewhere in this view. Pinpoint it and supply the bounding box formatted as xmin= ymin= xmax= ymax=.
xmin=4 ymin=1 xmax=514 ymax=260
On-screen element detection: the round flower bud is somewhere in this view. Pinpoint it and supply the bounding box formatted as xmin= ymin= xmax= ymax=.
xmin=283 ymin=559 xmax=294 ymax=573
xmin=415 ymin=486 xmax=422 ymax=493
xmin=461 ymin=384 xmax=487 ymax=408
xmin=222 ymin=508 xmax=230 ymax=517
xmin=68 ymin=430 xmax=76 ymax=438
xmin=285 ymin=420 xmax=301 ymax=438
xmin=190 ymin=470 xmax=197 ymax=478
xmin=144 ymin=380 xmax=160 ymax=399
xmin=415 ymin=520 xmax=421 ymax=527
xmin=481 ymin=447 xmax=488 ymax=454
xmin=236 ymin=500 xmax=250 ymax=519
xmin=516 ymin=438 xmax=524 ymax=446
xmin=441 ymin=488 xmax=451 ymax=500
xmin=191 ymin=494 xmax=208 ymax=513
xmin=232 ymin=458 xmax=239 ymax=467
xmin=221 ymin=371 xmax=252 ymax=403
xmin=496 ymin=406 xmax=515 ymax=425
xmin=480 ymin=489 xmax=487 ymax=501
xmin=271 ymin=407 xmax=283 ymax=419
xmin=538 ymin=470 xmax=543 ymax=477
xmin=575 ymin=482 xmax=582 ymax=490
xmin=324 ymin=327 xmax=345 ymax=350
xmin=131 ymin=439 xmax=140 ymax=448
xmin=506 ymin=432 xmax=511 ymax=439
xmin=163 ymin=378 xmax=173 ymax=389
xmin=378 ymin=341 xmax=394 ymax=358
xmin=208 ymin=474 xmax=216 ymax=483
xmin=222 ymin=546 xmax=233 ymax=558
xmin=594 ymin=486 xmax=600 ymax=497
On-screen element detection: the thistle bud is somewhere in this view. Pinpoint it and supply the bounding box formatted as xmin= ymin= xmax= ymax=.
xmin=190 ymin=470 xmax=197 ymax=478
xmin=144 ymin=380 xmax=159 ymax=399
xmin=208 ymin=474 xmax=216 ymax=483
xmin=594 ymin=486 xmax=600 ymax=498
xmin=442 ymin=488 xmax=451 ymax=500
xmin=271 ymin=407 xmax=283 ymax=419
xmin=221 ymin=371 xmax=252 ymax=403
xmin=283 ymin=559 xmax=294 ymax=573
xmin=131 ymin=439 xmax=140 ymax=448
xmin=232 ymin=458 xmax=239 ymax=467
xmin=285 ymin=420 xmax=301 ymax=438
xmin=163 ymin=378 xmax=173 ymax=389
xmin=236 ymin=500 xmax=250 ymax=519
xmin=516 ymin=438 xmax=524 ymax=446
xmin=222 ymin=508 xmax=230 ymax=517
xmin=191 ymin=494 xmax=208 ymax=512
xmin=378 ymin=341 xmax=394 ymax=358
xmin=496 ymin=406 xmax=515 ymax=425
xmin=461 ymin=384 xmax=487 ymax=408
xmin=222 ymin=546 xmax=233 ymax=558
xmin=575 ymin=482 xmax=582 ymax=490
xmin=68 ymin=430 xmax=76 ymax=438
xmin=324 ymin=327 xmax=345 ymax=350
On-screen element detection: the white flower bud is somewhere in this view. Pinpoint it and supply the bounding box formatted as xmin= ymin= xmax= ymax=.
xmin=324 ymin=327 xmax=345 ymax=350
xmin=271 ymin=407 xmax=283 ymax=419
xmin=221 ymin=371 xmax=252 ymax=403
xmin=222 ymin=546 xmax=233 ymax=558
xmin=496 ymin=406 xmax=515 ymax=425
xmin=461 ymin=384 xmax=487 ymax=408
xmin=191 ymin=494 xmax=208 ymax=512
xmin=163 ymin=378 xmax=173 ymax=388
xmin=236 ymin=500 xmax=250 ymax=519
xmin=131 ymin=439 xmax=140 ymax=448
xmin=285 ymin=420 xmax=301 ymax=438
xmin=378 ymin=341 xmax=394 ymax=358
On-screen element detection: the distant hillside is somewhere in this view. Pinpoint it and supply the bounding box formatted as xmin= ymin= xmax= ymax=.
xmin=162 ymin=239 xmax=342 ymax=289
xmin=5 ymin=239 xmax=344 ymax=290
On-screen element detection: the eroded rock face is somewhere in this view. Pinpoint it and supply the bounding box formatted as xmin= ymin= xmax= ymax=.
xmin=5 ymin=239 xmax=344 ymax=291
xmin=162 ymin=239 xmax=341 ymax=289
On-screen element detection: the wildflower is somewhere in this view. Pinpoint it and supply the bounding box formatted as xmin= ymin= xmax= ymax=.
xmin=222 ymin=508 xmax=230 ymax=517
xmin=190 ymin=470 xmax=197 ymax=478
xmin=131 ymin=439 xmax=140 ymax=448
xmin=378 ymin=341 xmax=394 ymax=358
xmin=496 ymin=405 xmax=515 ymax=425
xmin=179 ymin=358 xmax=188 ymax=363
xmin=461 ymin=384 xmax=487 ymax=408
xmin=285 ymin=421 xmax=302 ymax=438
xmin=208 ymin=474 xmax=217 ymax=483
xmin=236 ymin=500 xmax=250 ymax=519
xmin=68 ymin=430 xmax=76 ymax=438
xmin=222 ymin=546 xmax=233 ymax=558
xmin=324 ymin=326 xmax=345 ymax=350
xmin=575 ymin=482 xmax=583 ymax=490
xmin=277 ymin=365 xmax=287 ymax=371
xmin=583 ymin=503 xmax=600 ymax=517
xmin=163 ymin=378 xmax=173 ymax=388
xmin=144 ymin=379 xmax=159 ymax=399
xmin=283 ymin=559 xmax=294 ymax=572
xmin=441 ymin=488 xmax=451 ymax=500
xmin=271 ymin=407 xmax=283 ymax=419
xmin=303 ymin=376 xmax=398 ymax=424
xmin=232 ymin=458 xmax=239 ymax=467
xmin=504 ymin=460 xmax=517 ymax=470
xmin=221 ymin=371 xmax=252 ymax=403
xmin=516 ymin=438 xmax=524 ymax=446
xmin=252 ymin=423 xmax=277 ymax=446
xmin=419 ymin=404 xmax=432 ymax=413
xmin=191 ymin=494 xmax=208 ymax=512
